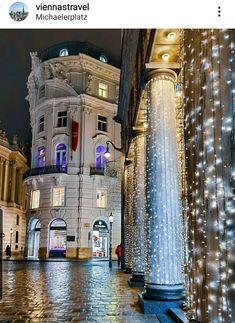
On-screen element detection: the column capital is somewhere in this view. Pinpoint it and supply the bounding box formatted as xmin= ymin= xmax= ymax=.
xmin=10 ymin=160 xmax=17 ymax=168
xmin=145 ymin=68 xmax=177 ymax=85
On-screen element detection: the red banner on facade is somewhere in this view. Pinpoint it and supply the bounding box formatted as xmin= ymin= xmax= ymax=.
xmin=72 ymin=120 xmax=79 ymax=151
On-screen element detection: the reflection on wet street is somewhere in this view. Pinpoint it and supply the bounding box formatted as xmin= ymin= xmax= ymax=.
xmin=0 ymin=260 xmax=159 ymax=322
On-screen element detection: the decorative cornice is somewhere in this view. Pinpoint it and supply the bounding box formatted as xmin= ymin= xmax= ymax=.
xmin=79 ymin=53 xmax=120 ymax=82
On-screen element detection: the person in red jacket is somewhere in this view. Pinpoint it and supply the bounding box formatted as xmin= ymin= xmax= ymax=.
xmin=115 ymin=244 xmax=122 ymax=267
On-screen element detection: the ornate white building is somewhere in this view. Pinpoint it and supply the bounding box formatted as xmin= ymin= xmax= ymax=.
xmin=24 ymin=42 xmax=121 ymax=259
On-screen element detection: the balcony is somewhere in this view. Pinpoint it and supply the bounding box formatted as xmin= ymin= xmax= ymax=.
xmin=90 ymin=162 xmax=118 ymax=177
xmin=24 ymin=165 xmax=67 ymax=178
xmin=90 ymin=165 xmax=105 ymax=176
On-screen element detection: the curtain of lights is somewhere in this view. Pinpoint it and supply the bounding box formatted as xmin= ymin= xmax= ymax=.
xmin=132 ymin=134 xmax=146 ymax=277
xmin=183 ymin=29 xmax=235 ymax=322
xmin=145 ymin=70 xmax=184 ymax=290
xmin=124 ymin=161 xmax=134 ymax=270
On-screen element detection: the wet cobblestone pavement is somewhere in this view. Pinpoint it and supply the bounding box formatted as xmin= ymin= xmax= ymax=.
xmin=0 ymin=260 xmax=160 ymax=322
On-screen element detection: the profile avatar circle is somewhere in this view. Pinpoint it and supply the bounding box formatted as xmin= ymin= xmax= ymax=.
xmin=9 ymin=2 xmax=29 ymax=22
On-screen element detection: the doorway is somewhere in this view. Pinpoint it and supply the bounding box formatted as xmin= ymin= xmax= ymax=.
xmin=49 ymin=218 xmax=66 ymax=257
xmin=28 ymin=219 xmax=41 ymax=258
xmin=92 ymin=220 xmax=108 ymax=257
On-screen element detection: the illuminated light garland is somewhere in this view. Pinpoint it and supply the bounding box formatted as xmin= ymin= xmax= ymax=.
xmin=183 ymin=29 xmax=234 ymax=322
xmin=144 ymin=69 xmax=184 ymax=292
xmin=124 ymin=156 xmax=134 ymax=270
xmin=131 ymin=134 xmax=146 ymax=278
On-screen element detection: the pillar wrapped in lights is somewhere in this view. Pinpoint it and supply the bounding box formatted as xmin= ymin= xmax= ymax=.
xmin=124 ymin=161 xmax=134 ymax=272
xmin=183 ymin=29 xmax=235 ymax=322
xmin=143 ymin=69 xmax=184 ymax=300
xmin=129 ymin=134 xmax=146 ymax=286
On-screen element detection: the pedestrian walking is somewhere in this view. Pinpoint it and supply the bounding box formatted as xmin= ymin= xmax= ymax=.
xmin=115 ymin=244 xmax=122 ymax=267
xmin=5 ymin=245 xmax=11 ymax=258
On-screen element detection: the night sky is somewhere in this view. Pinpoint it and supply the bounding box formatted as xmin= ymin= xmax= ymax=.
xmin=0 ymin=29 xmax=121 ymax=145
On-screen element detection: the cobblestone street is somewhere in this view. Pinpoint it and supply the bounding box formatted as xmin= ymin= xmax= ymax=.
xmin=0 ymin=260 xmax=160 ymax=322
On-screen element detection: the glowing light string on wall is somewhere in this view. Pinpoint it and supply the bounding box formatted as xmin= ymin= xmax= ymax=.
xmin=183 ymin=29 xmax=234 ymax=322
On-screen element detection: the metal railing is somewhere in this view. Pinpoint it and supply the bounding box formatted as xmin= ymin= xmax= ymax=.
xmin=24 ymin=165 xmax=67 ymax=178
xmin=90 ymin=165 xmax=105 ymax=176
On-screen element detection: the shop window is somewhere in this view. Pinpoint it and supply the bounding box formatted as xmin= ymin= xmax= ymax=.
xmin=98 ymin=115 xmax=107 ymax=132
xmin=96 ymin=190 xmax=107 ymax=208
xmin=96 ymin=145 xmax=107 ymax=169
xmin=31 ymin=190 xmax=40 ymax=209
xmin=38 ymin=115 xmax=44 ymax=133
xmin=57 ymin=111 xmax=67 ymax=127
xmin=59 ymin=48 xmax=68 ymax=57
xmin=38 ymin=147 xmax=46 ymax=168
xmin=16 ymin=214 xmax=19 ymax=225
xmin=53 ymin=187 xmax=65 ymax=207
xmin=98 ymin=83 xmax=108 ymax=98
xmin=56 ymin=144 xmax=67 ymax=169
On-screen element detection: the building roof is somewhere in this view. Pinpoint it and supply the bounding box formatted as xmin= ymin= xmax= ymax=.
xmin=38 ymin=41 xmax=121 ymax=68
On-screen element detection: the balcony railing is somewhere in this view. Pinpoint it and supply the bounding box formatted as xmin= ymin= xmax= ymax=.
xmin=24 ymin=165 xmax=67 ymax=179
xmin=90 ymin=165 xmax=105 ymax=176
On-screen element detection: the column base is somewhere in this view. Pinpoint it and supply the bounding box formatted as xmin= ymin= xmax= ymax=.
xmin=128 ymin=272 xmax=145 ymax=287
xmin=138 ymin=293 xmax=184 ymax=315
xmin=144 ymin=283 xmax=184 ymax=300
xmin=38 ymin=247 xmax=48 ymax=259
xmin=123 ymin=267 xmax=132 ymax=273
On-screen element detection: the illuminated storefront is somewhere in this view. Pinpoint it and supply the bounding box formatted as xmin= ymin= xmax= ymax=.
xmin=92 ymin=220 xmax=108 ymax=258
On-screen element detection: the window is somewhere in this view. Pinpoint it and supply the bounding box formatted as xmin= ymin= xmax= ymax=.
xmin=38 ymin=115 xmax=44 ymax=133
xmin=38 ymin=147 xmax=46 ymax=168
xmin=96 ymin=190 xmax=107 ymax=208
xmin=98 ymin=83 xmax=108 ymax=98
xmin=59 ymin=48 xmax=68 ymax=57
xmin=53 ymin=187 xmax=65 ymax=206
xmin=98 ymin=115 xmax=107 ymax=132
xmin=96 ymin=145 xmax=107 ymax=170
xmin=100 ymin=54 xmax=107 ymax=63
xmin=57 ymin=111 xmax=67 ymax=127
xmin=16 ymin=214 xmax=19 ymax=226
xmin=56 ymin=144 xmax=67 ymax=169
xmin=15 ymin=231 xmax=19 ymax=244
xmin=31 ymin=190 xmax=40 ymax=209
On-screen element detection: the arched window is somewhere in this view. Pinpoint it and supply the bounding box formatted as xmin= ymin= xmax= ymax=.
xmin=38 ymin=147 xmax=46 ymax=167
xmin=59 ymin=48 xmax=68 ymax=57
xmin=96 ymin=145 xmax=107 ymax=170
xmin=100 ymin=54 xmax=107 ymax=63
xmin=56 ymin=144 xmax=67 ymax=169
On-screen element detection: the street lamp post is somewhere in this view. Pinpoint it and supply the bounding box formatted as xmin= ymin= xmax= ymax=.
xmin=109 ymin=212 xmax=114 ymax=268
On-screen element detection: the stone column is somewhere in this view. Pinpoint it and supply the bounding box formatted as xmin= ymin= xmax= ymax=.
xmin=10 ymin=162 xmax=17 ymax=203
xmin=17 ymin=168 xmax=24 ymax=205
xmin=3 ymin=160 xmax=10 ymax=201
xmin=0 ymin=158 xmax=4 ymax=200
xmin=141 ymin=69 xmax=184 ymax=305
xmin=128 ymin=134 xmax=146 ymax=287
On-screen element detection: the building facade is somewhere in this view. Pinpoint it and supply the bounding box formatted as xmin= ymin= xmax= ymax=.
xmin=24 ymin=42 xmax=121 ymax=260
xmin=0 ymin=130 xmax=28 ymax=257
xmin=117 ymin=29 xmax=234 ymax=322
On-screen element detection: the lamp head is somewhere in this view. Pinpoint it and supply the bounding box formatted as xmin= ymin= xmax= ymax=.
xmin=10 ymin=228 xmax=13 ymax=234
xmin=109 ymin=212 xmax=114 ymax=223
xmin=104 ymin=144 xmax=111 ymax=159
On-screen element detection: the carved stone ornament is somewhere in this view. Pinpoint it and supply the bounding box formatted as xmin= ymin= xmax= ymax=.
xmin=86 ymin=74 xmax=93 ymax=95
xmin=49 ymin=62 xmax=70 ymax=84
xmin=83 ymin=106 xmax=93 ymax=115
